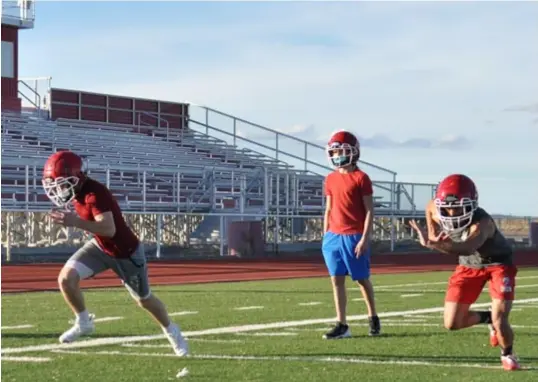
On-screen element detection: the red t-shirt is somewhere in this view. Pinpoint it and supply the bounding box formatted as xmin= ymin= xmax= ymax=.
xmin=73 ymin=178 xmax=139 ymax=258
xmin=324 ymin=168 xmax=373 ymax=235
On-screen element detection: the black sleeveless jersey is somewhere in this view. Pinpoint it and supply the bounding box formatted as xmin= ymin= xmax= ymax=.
xmin=448 ymin=208 xmax=513 ymax=268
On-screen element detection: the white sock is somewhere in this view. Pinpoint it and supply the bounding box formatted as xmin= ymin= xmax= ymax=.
xmin=76 ymin=310 xmax=90 ymax=323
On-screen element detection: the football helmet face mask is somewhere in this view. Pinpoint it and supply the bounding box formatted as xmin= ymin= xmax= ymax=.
xmin=434 ymin=174 xmax=478 ymax=234
xmin=42 ymin=151 xmax=85 ymax=207
xmin=326 ymin=130 xmax=360 ymax=168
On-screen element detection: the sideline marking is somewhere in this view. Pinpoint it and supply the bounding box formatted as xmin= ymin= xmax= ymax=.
xmin=3 ymin=297 xmax=537 ymax=355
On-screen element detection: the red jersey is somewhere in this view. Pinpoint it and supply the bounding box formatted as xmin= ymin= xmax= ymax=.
xmin=324 ymin=168 xmax=373 ymax=235
xmin=73 ymin=178 xmax=139 ymax=258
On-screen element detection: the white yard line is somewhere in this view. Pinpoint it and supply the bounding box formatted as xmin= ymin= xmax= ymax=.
xmin=404 ymin=315 xmax=438 ymax=319
xmin=1 ymin=356 xmax=52 ymax=363
xmin=380 ymin=284 xmax=538 ymax=295
xmin=235 ymin=332 xmax=298 ymax=337
xmin=233 ymin=306 xmax=264 ymax=311
xmin=375 ymin=276 xmax=538 ymax=290
xmin=94 ymin=316 xmax=124 ymax=323
xmin=169 ymin=311 xmax=199 ymax=317
xmin=298 ymin=302 xmax=322 ymax=306
xmin=3 ymin=297 xmax=537 ymax=355
xmin=382 ymin=318 xmax=428 ymax=323
xmin=122 ymin=338 xmax=242 ymax=347
xmin=511 ymin=284 xmax=538 ymax=289
xmin=1 ymin=324 xmax=34 ymax=330
xmin=400 ymin=294 xmax=423 ymax=298
xmin=50 ymin=349 xmax=506 ymax=370
xmin=69 ymin=317 xmax=123 ymax=325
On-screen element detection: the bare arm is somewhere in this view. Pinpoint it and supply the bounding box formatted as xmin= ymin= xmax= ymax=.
xmin=323 ymin=196 xmax=331 ymax=234
xmin=74 ymin=211 xmax=116 ymax=238
xmin=361 ymin=194 xmax=374 ymax=242
xmin=425 ymin=200 xmax=440 ymax=240
xmin=428 ymin=218 xmax=495 ymax=255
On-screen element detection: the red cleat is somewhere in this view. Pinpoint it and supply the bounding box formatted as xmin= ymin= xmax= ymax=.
xmin=501 ymin=354 xmax=521 ymax=371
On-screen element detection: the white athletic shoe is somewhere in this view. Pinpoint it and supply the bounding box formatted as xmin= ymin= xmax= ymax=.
xmin=59 ymin=314 xmax=95 ymax=343
xmin=164 ymin=323 xmax=189 ymax=357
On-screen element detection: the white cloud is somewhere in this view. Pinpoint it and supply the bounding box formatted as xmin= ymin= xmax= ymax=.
xmin=504 ymin=103 xmax=538 ymax=114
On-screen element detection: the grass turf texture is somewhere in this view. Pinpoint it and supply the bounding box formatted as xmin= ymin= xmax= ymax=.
xmin=2 ymin=269 xmax=538 ymax=381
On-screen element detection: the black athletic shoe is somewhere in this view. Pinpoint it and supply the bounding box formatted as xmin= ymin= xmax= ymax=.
xmin=369 ymin=316 xmax=381 ymax=336
xmin=322 ymin=322 xmax=351 ymax=339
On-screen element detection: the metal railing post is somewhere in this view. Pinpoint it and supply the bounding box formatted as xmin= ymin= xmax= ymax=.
xmin=156 ymin=214 xmax=162 ymax=259
xmin=25 ymin=165 xmax=29 ymax=211
xmin=275 ymin=132 xmax=279 ymax=161
xmin=390 ymin=174 xmax=396 ymax=252
xmin=304 ymin=142 xmax=308 ymax=171
xmin=106 ymin=167 xmax=110 ymax=188
xmin=233 ymin=118 xmax=237 ymax=147
xmin=142 ymin=171 xmax=147 ymax=212
xmin=6 ymin=213 xmax=12 ymax=262
xmin=220 ymin=215 xmax=225 ymax=256
xmin=205 ymin=108 xmax=209 ymax=134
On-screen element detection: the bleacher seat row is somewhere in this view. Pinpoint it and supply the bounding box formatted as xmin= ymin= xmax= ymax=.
xmin=1 ymin=112 xmax=326 ymax=214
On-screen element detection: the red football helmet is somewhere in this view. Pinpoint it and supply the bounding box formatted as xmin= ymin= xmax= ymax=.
xmin=42 ymin=150 xmax=85 ymax=207
xmin=434 ymin=174 xmax=478 ymax=233
xmin=326 ymin=130 xmax=360 ymax=168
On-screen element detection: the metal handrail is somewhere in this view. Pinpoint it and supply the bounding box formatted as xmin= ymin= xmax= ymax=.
xmin=191 ymin=104 xmax=398 ymax=176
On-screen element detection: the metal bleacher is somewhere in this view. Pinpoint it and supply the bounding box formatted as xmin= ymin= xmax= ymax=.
xmin=1 ymin=111 xmax=326 ymax=214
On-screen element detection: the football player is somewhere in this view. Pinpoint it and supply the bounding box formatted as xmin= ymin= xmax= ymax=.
xmin=42 ymin=150 xmax=188 ymax=356
xmin=409 ymin=174 xmax=520 ymax=371
xmin=321 ymin=130 xmax=381 ymax=339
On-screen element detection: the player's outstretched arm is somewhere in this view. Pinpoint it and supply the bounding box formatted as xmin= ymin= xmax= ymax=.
xmin=429 ymin=217 xmax=495 ymax=256
xmin=425 ymin=200 xmax=441 ymax=241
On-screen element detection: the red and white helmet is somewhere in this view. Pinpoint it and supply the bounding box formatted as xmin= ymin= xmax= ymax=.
xmin=42 ymin=150 xmax=85 ymax=207
xmin=326 ymin=130 xmax=360 ymax=168
xmin=434 ymin=174 xmax=478 ymax=233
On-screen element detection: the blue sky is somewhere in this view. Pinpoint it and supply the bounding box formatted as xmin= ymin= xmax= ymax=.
xmin=18 ymin=1 xmax=538 ymax=216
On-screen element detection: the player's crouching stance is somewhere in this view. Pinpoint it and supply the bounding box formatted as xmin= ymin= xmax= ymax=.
xmin=409 ymin=174 xmax=520 ymax=371
xmin=42 ymin=150 xmax=188 ymax=357
xmin=321 ymin=130 xmax=381 ymax=339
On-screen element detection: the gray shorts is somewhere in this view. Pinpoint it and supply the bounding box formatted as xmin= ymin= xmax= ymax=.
xmin=65 ymin=238 xmax=151 ymax=300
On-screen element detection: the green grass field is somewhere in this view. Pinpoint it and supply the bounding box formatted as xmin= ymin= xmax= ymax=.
xmin=2 ymin=269 xmax=538 ymax=381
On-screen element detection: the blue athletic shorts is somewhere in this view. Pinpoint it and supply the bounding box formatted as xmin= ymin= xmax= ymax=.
xmin=321 ymin=231 xmax=371 ymax=281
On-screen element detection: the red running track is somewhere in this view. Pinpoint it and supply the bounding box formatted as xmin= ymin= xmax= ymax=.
xmin=2 ymin=250 xmax=537 ymax=293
